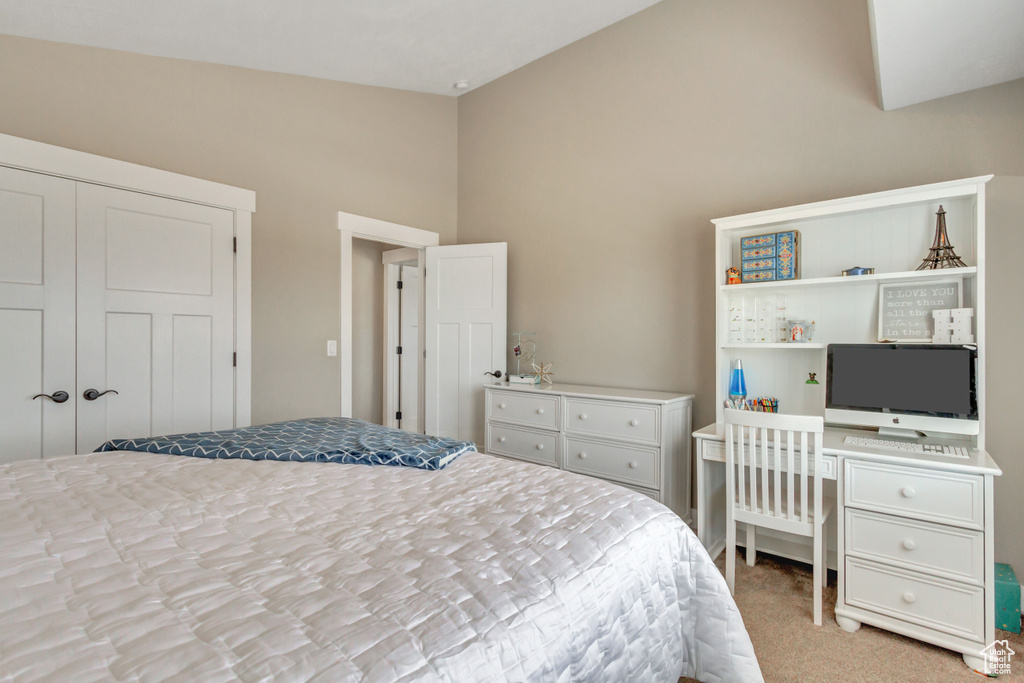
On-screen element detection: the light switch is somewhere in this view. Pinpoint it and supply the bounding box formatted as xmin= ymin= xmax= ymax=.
xmin=327 ymin=340 xmax=337 ymax=357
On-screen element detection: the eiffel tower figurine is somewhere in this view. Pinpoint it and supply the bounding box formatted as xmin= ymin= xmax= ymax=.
xmin=916 ymin=205 xmax=967 ymax=270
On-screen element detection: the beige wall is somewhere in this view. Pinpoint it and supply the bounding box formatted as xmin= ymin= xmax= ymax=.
xmin=0 ymin=34 xmax=458 ymax=425
xmin=457 ymin=0 xmax=1024 ymax=574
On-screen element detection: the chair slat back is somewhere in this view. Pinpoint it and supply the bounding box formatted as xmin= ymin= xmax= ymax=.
xmin=724 ymin=409 xmax=825 ymax=523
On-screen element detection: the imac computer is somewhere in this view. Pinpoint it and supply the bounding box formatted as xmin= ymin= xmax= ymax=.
xmin=825 ymin=343 xmax=979 ymax=438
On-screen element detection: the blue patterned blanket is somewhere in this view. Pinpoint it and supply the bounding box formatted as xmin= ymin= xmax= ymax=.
xmin=96 ymin=418 xmax=476 ymax=470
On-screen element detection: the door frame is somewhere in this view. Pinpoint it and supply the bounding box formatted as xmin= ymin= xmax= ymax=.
xmin=337 ymin=211 xmax=438 ymax=418
xmin=382 ymin=248 xmax=420 ymax=432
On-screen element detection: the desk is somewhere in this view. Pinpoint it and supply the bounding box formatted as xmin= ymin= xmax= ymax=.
xmin=693 ymin=422 xmax=1001 ymax=670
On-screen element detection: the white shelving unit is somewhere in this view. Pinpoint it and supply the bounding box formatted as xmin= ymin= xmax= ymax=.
xmin=712 ymin=175 xmax=991 ymax=451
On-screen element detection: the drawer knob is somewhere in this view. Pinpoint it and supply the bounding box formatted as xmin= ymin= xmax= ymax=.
xmin=536 ymin=444 xmax=545 ymax=450
xmin=498 ymin=403 xmax=507 ymax=409
xmin=536 ymin=408 xmax=545 ymax=415
xmin=901 ymin=486 xmax=916 ymax=499
xmin=630 ymin=419 xmax=639 ymax=426
xmin=498 ymin=436 xmax=507 ymax=443
xmin=629 ymin=461 xmax=638 ymax=469
xmin=902 ymin=539 xmax=917 ymax=551
xmin=902 ymin=592 xmax=917 ymax=604
xmin=579 ymin=413 xmax=588 ymax=420
xmin=578 ymin=452 xmax=587 ymax=459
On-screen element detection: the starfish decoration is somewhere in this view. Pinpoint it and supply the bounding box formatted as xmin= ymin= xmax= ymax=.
xmin=531 ymin=360 xmax=554 ymax=385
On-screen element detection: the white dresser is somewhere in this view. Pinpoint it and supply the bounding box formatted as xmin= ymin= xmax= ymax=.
xmin=483 ymin=383 xmax=693 ymax=521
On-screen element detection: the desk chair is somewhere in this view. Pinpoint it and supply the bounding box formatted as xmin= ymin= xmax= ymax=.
xmin=723 ymin=408 xmax=833 ymax=625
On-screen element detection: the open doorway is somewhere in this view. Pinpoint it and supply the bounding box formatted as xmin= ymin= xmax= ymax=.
xmin=382 ymin=248 xmax=420 ymax=433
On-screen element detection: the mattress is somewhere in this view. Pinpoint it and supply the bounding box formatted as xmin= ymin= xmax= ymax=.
xmin=0 ymin=450 xmax=762 ymax=682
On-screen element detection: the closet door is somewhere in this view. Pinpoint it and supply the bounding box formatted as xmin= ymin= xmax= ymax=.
xmin=75 ymin=184 xmax=235 ymax=452
xmin=0 ymin=167 xmax=77 ymax=461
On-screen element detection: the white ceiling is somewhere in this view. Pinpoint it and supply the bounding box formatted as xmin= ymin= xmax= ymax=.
xmin=869 ymin=0 xmax=1024 ymax=110
xmin=0 ymin=0 xmax=661 ymax=96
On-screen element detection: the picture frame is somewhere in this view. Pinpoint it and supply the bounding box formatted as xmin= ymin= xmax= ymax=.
xmin=877 ymin=279 xmax=962 ymax=342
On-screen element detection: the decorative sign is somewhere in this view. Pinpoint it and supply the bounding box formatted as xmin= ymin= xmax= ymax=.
xmin=878 ymin=279 xmax=962 ymax=342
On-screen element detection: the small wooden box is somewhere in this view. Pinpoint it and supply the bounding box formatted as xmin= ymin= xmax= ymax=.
xmin=996 ymin=562 xmax=1021 ymax=633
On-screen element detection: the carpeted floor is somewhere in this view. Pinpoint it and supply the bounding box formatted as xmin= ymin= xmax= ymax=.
xmin=685 ymin=552 xmax=1024 ymax=682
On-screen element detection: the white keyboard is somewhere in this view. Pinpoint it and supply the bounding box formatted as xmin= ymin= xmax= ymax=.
xmin=843 ymin=436 xmax=970 ymax=458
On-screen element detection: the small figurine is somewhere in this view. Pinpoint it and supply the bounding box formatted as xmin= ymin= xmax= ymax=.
xmin=806 ymin=372 xmax=819 ymax=385
xmin=726 ymin=267 xmax=741 ymax=285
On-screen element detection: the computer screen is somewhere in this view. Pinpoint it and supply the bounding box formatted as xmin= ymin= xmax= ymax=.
xmin=826 ymin=344 xmax=977 ymax=419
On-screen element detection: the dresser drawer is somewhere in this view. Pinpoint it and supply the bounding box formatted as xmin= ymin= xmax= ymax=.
xmin=564 ymin=436 xmax=659 ymax=489
xmin=845 ymin=509 xmax=984 ymax=584
xmin=845 ymin=557 xmax=984 ymax=641
xmin=564 ymin=398 xmax=659 ymax=445
xmin=487 ymin=424 xmax=559 ymax=466
xmin=844 ymin=460 xmax=983 ymax=529
xmin=487 ymin=390 xmax=560 ymax=430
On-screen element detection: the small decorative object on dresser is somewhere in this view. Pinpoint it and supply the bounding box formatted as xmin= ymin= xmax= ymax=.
xmin=530 ymin=360 xmax=554 ymax=385
xmin=509 ymin=331 xmax=539 ymax=384
xmin=484 ymin=383 xmax=693 ymax=521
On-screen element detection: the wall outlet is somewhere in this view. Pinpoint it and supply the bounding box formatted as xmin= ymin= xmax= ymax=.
xmin=327 ymin=340 xmax=337 ymax=357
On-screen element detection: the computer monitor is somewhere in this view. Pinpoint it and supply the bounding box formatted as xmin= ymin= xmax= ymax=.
xmin=825 ymin=343 xmax=979 ymax=437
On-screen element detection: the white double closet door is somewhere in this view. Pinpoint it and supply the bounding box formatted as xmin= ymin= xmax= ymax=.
xmin=0 ymin=166 xmax=235 ymax=462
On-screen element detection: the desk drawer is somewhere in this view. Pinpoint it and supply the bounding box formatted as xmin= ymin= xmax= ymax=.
xmin=701 ymin=438 xmax=836 ymax=478
xmin=564 ymin=398 xmax=659 ymax=445
xmin=487 ymin=390 xmax=560 ymax=430
xmin=564 ymin=436 xmax=659 ymax=488
xmin=487 ymin=424 xmax=559 ymax=467
xmin=845 ymin=557 xmax=984 ymax=641
xmin=845 ymin=460 xmax=983 ymax=529
xmin=845 ymin=509 xmax=984 ymax=584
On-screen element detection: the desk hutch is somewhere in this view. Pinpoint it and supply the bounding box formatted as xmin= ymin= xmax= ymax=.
xmin=695 ymin=176 xmax=1001 ymax=670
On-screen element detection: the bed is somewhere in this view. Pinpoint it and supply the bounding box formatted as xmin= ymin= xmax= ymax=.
xmin=0 ymin=425 xmax=762 ymax=682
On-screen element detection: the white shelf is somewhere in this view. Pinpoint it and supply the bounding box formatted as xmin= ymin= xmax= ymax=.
xmin=719 ymin=266 xmax=976 ymax=293
xmin=721 ymin=342 xmax=826 ymax=349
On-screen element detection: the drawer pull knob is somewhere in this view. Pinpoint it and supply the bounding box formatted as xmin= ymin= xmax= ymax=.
xmin=498 ymin=437 xmax=507 ymax=443
xmin=536 ymin=408 xmax=545 ymax=415
xmin=901 ymin=486 xmax=916 ymax=498
xmin=629 ymin=461 xmax=638 ymax=469
xmin=630 ymin=419 xmax=639 ymax=426
xmin=902 ymin=592 xmax=917 ymax=604
xmin=498 ymin=403 xmax=507 ymax=409
xmin=536 ymin=444 xmax=544 ymax=450
xmin=579 ymin=413 xmax=588 ymax=420
xmin=578 ymin=452 xmax=587 ymax=459
xmin=902 ymin=539 xmax=917 ymax=551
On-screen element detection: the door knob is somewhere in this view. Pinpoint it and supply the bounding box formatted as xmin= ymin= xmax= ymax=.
xmin=484 ymin=370 xmax=503 ymax=378
xmin=32 ymin=391 xmax=69 ymax=404
xmin=902 ymin=539 xmax=917 ymax=551
xmin=83 ymin=388 xmax=119 ymax=401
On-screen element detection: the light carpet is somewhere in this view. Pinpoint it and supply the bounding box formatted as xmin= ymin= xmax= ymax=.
xmin=682 ymin=552 xmax=1023 ymax=682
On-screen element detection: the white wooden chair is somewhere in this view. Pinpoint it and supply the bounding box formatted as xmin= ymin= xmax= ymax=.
xmin=723 ymin=408 xmax=833 ymax=625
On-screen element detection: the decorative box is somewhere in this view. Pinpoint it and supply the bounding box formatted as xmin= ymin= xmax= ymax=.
xmin=739 ymin=230 xmax=800 ymax=282
xmin=996 ymin=563 xmax=1021 ymax=633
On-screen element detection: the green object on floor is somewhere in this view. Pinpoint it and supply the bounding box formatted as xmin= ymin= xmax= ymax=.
xmin=996 ymin=563 xmax=1021 ymax=634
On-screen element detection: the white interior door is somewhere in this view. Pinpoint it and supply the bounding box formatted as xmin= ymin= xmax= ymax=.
xmin=399 ymin=264 xmax=420 ymax=432
xmin=75 ymin=184 xmax=235 ymax=452
xmin=0 ymin=167 xmax=77 ymax=461
xmin=424 ymin=243 xmax=507 ymax=446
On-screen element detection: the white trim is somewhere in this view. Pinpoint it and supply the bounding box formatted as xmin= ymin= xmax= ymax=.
xmin=338 ymin=211 xmax=438 ymax=418
xmin=382 ymin=250 xmax=421 ymax=432
xmin=234 ymin=211 xmax=253 ymax=427
xmin=712 ymin=175 xmax=993 ymax=231
xmin=382 ymin=247 xmax=420 ymax=265
xmin=0 ymin=133 xmax=255 ymax=212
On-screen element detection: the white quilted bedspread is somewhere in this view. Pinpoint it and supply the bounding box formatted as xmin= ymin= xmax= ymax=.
xmin=0 ymin=451 xmax=762 ymax=682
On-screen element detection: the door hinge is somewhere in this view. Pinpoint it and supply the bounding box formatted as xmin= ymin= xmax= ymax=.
xmin=233 ymin=237 xmax=237 ymax=253
xmin=397 ymin=280 xmax=403 ymax=290
xmin=233 ymin=352 xmax=237 ymax=367
xmin=396 ymin=411 xmax=402 ymax=421
xmin=396 ymin=346 xmax=403 ymax=355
